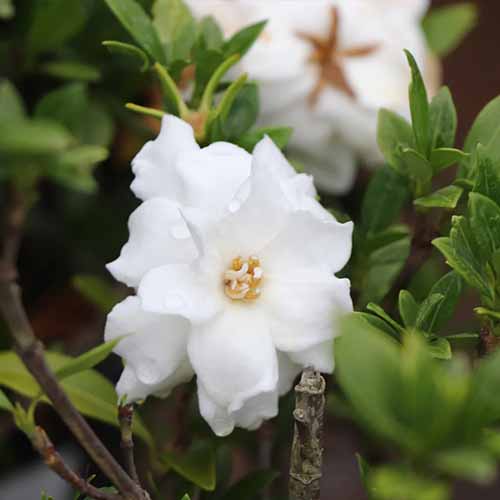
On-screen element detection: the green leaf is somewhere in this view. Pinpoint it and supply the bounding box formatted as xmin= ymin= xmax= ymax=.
xmin=430 ymin=148 xmax=468 ymax=172
xmin=237 ymin=127 xmax=292 ymax=153
xmin=0 ymin=120 xmax=73 ymax=155
xmin=366 ymin=304 xmax=405 ymax=335
xmin=224 ymin=21 xmax=267 ymax=59
xmin=356 ymin=454 xmax=372 ymax=496
xmin=415 ymin=294 xmax=445 ymax=332
xmin=0 ymin=351 xmax=153 ymax=447
xmin=0 ymin=0 xmax=14 ymax=19
xmin=0 ymin=388 xmax=13 ymax=413
xmin=354 ymin=312 xmax=400 ymax=341
xmin=414 ymin=185 xmax=463 ymax=209
xmin=219 ymin=470 xmax=278 ymax=500
xmin=103 ymin=41 xmax=150 ymax=72
xmin=368 ymin=465 xmax=449 ymax=500
xmin=425 ymin=272 xmax=463 ymax=332
xmin=0 ymin=80 xmax=25 ymax=122
xmin=399 ymin=148 xmax=433 ymax=194
xmin=361 ymin=166 xmax=409 ymax=234
xmin=473 ymin=147 xmax=500 ymax=202
xmin=161 ymin=441 xmax=216 ymax=491
xmin=423 ymin=3 xmax=478 ymax=57
xmin=153 ymin=0 xmax=197 ymax=62
xmin=433 ymin=447 xmax=496 ymax=483
xmin=426 ymin=336 xmax=452 ymax=360
xmin=405 ymin=50 xmax=431 ymax=158
xmin=377 ymin=109 xmax=415 ymax=170
xmin=429 ymin=87 xmax=457 ymax=149
xmin=469 ymin=192 xmax=500 ymax=260
xmin=464 ymin=95 xmax=500 ymax=154
xmin=26 ymin=0 xmax=88 ymax=54
xmin=103 ymin=0 xmax=166 ymax=64
xmin=446 ymin=333 xmax=480 ymax=348
xmin=39 ymin=61 xmax=101 ymax=82
xmin=154 ymin=63 xmax=189 ymax=116
xmin=54 ymin=339 xmax=123 ymax=381
xmin=72 ymin=274 xmax=122 ymax=313
xmin=199 ymin=16 xmax=224 ymax=50
xmin=399 ymin=290 xmax=419 ymax=328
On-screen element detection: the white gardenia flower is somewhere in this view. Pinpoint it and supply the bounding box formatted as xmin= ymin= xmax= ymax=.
xmin=186 ymin=0 xmax=440 ymax=194
xmin=105 ymin=125 xmax=353 ymax=436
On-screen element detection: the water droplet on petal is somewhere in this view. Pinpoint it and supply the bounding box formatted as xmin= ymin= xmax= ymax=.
xmin=228 ymin=200 xmax=241 ymax=213
xmin=164 ymin=293 xmax=186 ymax=310
xmin=170 ymin=223 xmax=190 ymax=240
xmin=136 ymin=361 xmax=162 ymax=385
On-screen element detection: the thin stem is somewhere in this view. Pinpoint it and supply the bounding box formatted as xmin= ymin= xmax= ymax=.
xmin=32 ymin=426 xmax=120 ymax=500
xmin=119 ymin=404 xmax=140 ymax=484
xmin=289 ymin=368 xmax=325 ymax=500
xmin=0 ymin=183 xmax=147 ymax=500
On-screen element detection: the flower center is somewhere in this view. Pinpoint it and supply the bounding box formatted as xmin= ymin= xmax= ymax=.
xmin=223 ymin=256 xmax=263 ymax=301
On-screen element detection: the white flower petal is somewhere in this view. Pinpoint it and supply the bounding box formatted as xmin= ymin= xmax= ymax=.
xmin=107 ymin=198 xmax=198 ymax=288
xmin=277 ymin=351 xmax=302 ymax=396
xmin=262 ymin=211 xmax=353 ymax=275
xmin=188 ymin=307 xmax=278 ymax=412
xmin=131 ymin=115 xmax=199 ymax=201
xmin=138 ymin=263 xmax=223 ymax=323
xmin=265 ymin=274 xmax=352 ymax=352
xmin=288 ymin=340 xmax=335 ymax=374
xmin=105 ymin=296 xmax=190 ymax=386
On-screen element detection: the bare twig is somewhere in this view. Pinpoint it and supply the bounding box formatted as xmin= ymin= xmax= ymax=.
xmin=0 ymin=184 xmax=147 ymax=500
xmin=289 ymin=368 xmax=326 ymax=500
xmin=119 ymin=404 xmax=140 ymax=484
xmin=32 ymin=426 xmax=120 ymax=500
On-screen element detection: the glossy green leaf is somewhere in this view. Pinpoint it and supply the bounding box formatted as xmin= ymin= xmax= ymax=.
xmin=469 ymin=192 xmax=500 ymax=260
xmin=0 ymin=351 xmax=153 ymax=447
xmin=405 ymin=50 xmax=431 ymax=158
xmin=429 ymin=87 xmax=457 ymax=149
xmin=415 ymin=294 xmax=445 ymax=332
xmin=27 ymin=0 xmax=87 ymax=54
xmin=199 ymin=16 xmax=224 ymax=50
xmin=399 ymin=290 xmax=419 ymax=328
xmin=0 ymin=79 xmax=25 ymax=122
xmin=361 ymin=166 xmax=409 ymax=234
xmin=423 ymin=3 xmax=478 ymax=57
xmin=0 ymin=388 xmax=13 ymax=413
xmin=0 ymin=120 xmax=73 ymax=155
xmin=39 ymin=61 xmax=101 ymax=82
xmin=425 ymin=272 xmax=463 ymax=332
xmin=377 ymin=108 xmax=415 ymax=170
xmin=464 ymin=95 xmax=500 ymax=154
xmin=399 ymin=148 xmax=433 ymax=193
xmin=72 ymin=274 xmax=122 ymax=313
xmin=366 ymin=304 xmax=405 ymax=335
xmin=445 ymin=333 xmax=480 ymax=348
xmin=54 ymin=339 xmax=123 ymax=381
xmin=473 ymin=147 xmax=500 ymax=202
xmin=426 ymin=336 xmax=452 ymax=360
xmin=102 ymin=41 xmax=150 ymax=71
xmin=224 ymin=21 xmax=267 ymax=58
xmin=237 ymin=127 xmax=292 ymax=153
xmin=414 ymin=185 xmax=463 ymax=209
xmin=219 ymin=470 xmax=278 ymax=500
xmin=103 ymin=0 xmax=166 ymax=64
xmin=161 ymin=441 xmax=216 ymax=491
xmin=354 ymin=312 xmax=400 ymax=341
xmin=430 ymin=148 xmax=468 ymax=172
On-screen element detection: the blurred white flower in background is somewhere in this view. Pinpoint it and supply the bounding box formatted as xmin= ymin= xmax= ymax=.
xmin=106 ymin=117 xmax=353 ymax=435
xmin=186 ymin=0 xmax=441 ymax=193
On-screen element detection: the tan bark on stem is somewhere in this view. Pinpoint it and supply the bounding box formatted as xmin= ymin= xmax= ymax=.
xmin=289 ymin=368 xmax=326 ymax=500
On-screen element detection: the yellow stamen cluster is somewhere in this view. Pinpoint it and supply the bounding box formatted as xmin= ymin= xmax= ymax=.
xmin=224 ymin=256 xmax=263 ymax=301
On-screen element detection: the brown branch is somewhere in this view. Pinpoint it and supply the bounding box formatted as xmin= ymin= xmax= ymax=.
xmin=119 ymin=404 xmax=140 ymax=485
xmin=478 ymin=326 xmax=500 ymax=356
xmin=0 ymin=183 xmax=147 ymax=500
xmin=289 ymin=368 xmax=326 ymax=500
xmin=32 ymin=426 xmax=120 ymax=500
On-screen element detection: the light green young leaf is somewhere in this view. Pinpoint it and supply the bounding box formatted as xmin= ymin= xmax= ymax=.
xmin=414 ymin=185 xmax=463 ymax=209
xmin=103 ymin=0 xmax=166 ymax=64
xmin=469 ymin=192 xmax=500 ymax=260
xmin=199 ymin=16 xmax=224 ymax=50
xmin=153 ymin=0 xmax=197 ymax=62
xmin=0 ymin=388 xmax=13 ymax=413
xmin=0 ymin=120 xmax=73 ymax=155
xmin=219 ymin=470 xmax=278 ymax=500
xmin=464 ymin=95 xmax=500 ymax=154
xmin=103 ymin=41 xmax=150 ymax=72
xmin=399 ymin=147 xmax=433 ymax=193
xmin=54 ymin=338 xmax=123 ymax=381
xmin=377 ymin=108 xmax=414 ymax=170
xmin=0 ymin=80 xmax=25 ymax=122
xmin=433 ymin=447 xmax=496 ymax=483
xmin=405 ymin=50 xmax=431 ymax=158
xmin=161 ymin=441 xmax=216 ymax=491
xmin=429 ymin=87 xmax=457 ymax=149
xmin=423 ymin=3 xmax=478 ymax=57
xmin=0 ymin=351 xmax=153 ymax=447
xmin=237 ymin=127 xmax=293 ymax=153
xmin=399 ymin=290 xmax=419 ymax=328
xmin=27 ymin=0 xmax=87 ymax=54
xmin=224 ymin=21 xmax=267 ymax=59
xmin=39 ymin=61 xmax=101 ymax=82
xmin=430 ymin=148 xmax=468 ymax=172
xmin=426 ymin=336 xmax=452 ymax=360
